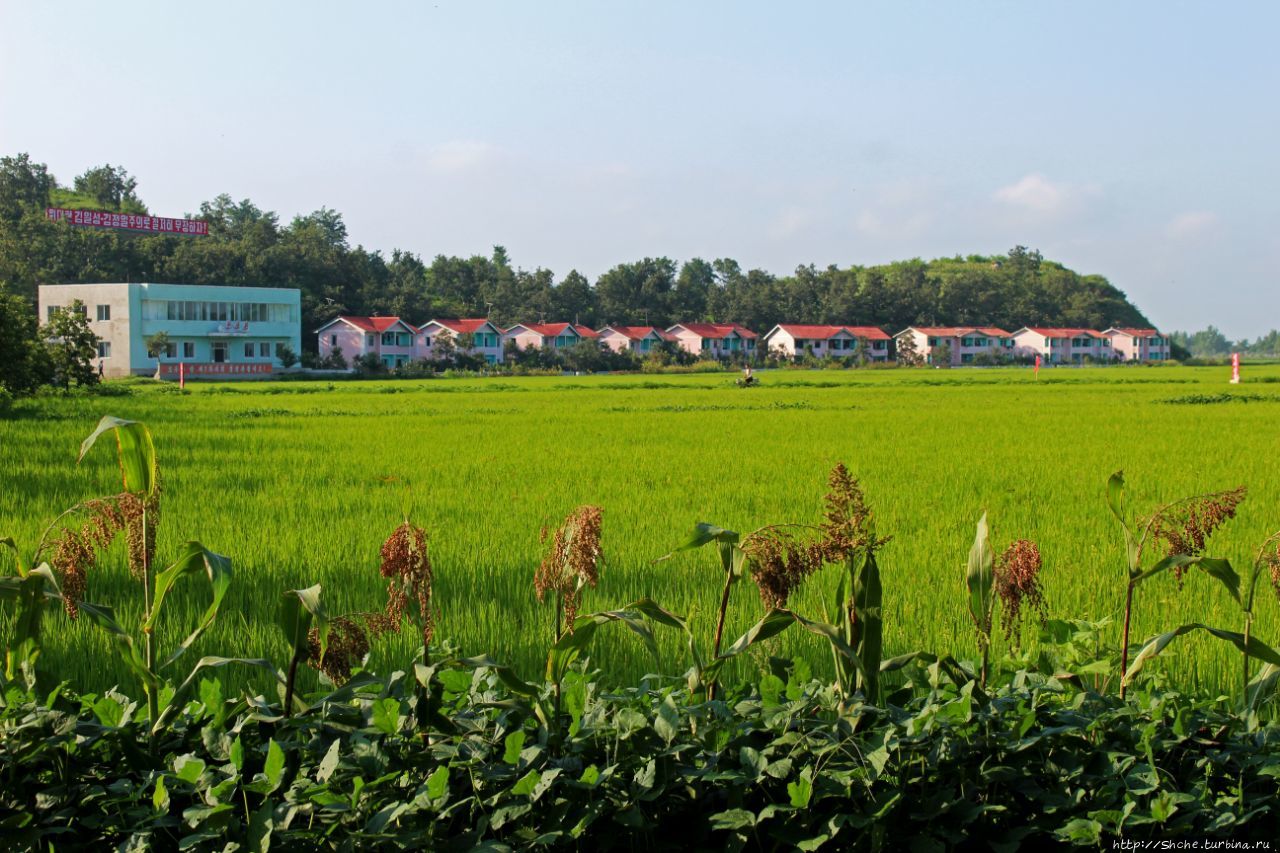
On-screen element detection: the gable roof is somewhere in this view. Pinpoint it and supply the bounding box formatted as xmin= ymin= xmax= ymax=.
xmin=599 ymin=325 xmax=670 ymax=341
xmin=766 ymin=324 xmax=891 ymax=341
xmin=667 ymin=322 xmax=759 ymax=340
xmin=424 ymin=318 xmax=499 ymax=335
xmin=898 ymin=326 xmax=1011 ymax=338
xmin=505 ymin=322 xmax=599 ymax=339
xmin=1103 ymin=327 xmax=1161 ymax=338
xmin=317 ymin=315 xmax=414 ymax=334
xmin=1017 ymin=327 xmax=1106 ymax=338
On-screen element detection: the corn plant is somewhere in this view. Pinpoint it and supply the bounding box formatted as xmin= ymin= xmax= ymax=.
xmin=1104 ymin=471 xmax=1280 ymax=701
xmin=1 ymin=416 xmax=232 ymax=732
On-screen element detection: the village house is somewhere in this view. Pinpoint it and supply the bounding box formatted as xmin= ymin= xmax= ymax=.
xmin=664 ymin=323 xmax=759 ymax=359
xmin=502 ymin=322 xmax=600 ymax=353
xmin=894 ymin=326 xmax=1014 ymax=366
xmin=419 ymin=318 xmax=506 ymax=364
xmin=1011 ymin=328 xmax=1113 ymax=363
xmin=762 ymin=324 xmax=892 ymax=361
xmin=596 ymin=325 xmax=673 ymax=354
xmin=316 ymin=316 xmax=418 ymax=368
xmin=1103 ymin=327 xmax=1171 ymax=362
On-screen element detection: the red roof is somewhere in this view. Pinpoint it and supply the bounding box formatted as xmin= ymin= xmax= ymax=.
xmin=669 ymin=322 xmax=759 ymax=340
xmin=906 ymin=326 xmax=1011 ymax=337
xmin=1021 ymin=327 xmax=1105 ymax=338
xmin=772 ymin=324 xmax=890 ymax=341
xmin=427 ymin=318 xmax=494 ymax=334
xmin=1105 ymin=327 xmax=1161 ymax=338
xmin=334 ymin=316 xmax=410 ymax=333
xmin=509 ymin=322 xmax=599 ymax=339
xmin=600 ymin=325 xmax=668 ymax=341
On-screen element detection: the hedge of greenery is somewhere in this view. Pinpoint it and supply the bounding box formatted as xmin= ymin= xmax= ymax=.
xmin=3 ymin=632 xmax=1279 ymax=851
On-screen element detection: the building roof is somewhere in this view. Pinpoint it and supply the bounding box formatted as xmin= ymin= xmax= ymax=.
xmin=318 ymin=315 xmax=414 ymax=333
xmin=1018 ymin=327 xmax=1106 ymax=338
xmin=425 ymin=318 xmax=497 ymax=335
xmin=900 ymin=326 xmax=1011 ymax=337
xmin=668 ymin=322 xmax=759 ymax=340
xmin=599 ymin=325 xmax=671 ymax=341
xmin=766 ymin=324 xmax=891 ymax=341
xmin=1103 ymin=327 xmax=1161 ymax=338
xmin=506 ymin=322 xmax=599 ymax=339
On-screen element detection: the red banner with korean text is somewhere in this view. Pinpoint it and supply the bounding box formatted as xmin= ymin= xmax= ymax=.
xmin=158 ymin=363 xmax=272 ymax=378
xmin=46 ymin=207 xmax=209 ymax=236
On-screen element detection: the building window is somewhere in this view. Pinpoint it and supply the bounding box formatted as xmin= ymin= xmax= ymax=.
xmin=701 ymin=339 xmax=711 ymax=350
xmin=381 ymin=332 xmax=396 ymax=346
xmin=97 ymin=341 xmax=111 ymax=358
xmin=329 ymin=334 xmax=338 ymax=347
xmin=183 ymin=341 xmax=195 ymax=358
xmin=96 ymin=304 xmax=111 ymax=321
xmin=47 ymin=305 xmax=59 ymax=320
xmin=259 ymin=342 xmax=271 ymax=357
xmin=164 ymin=343 xmax=177 ymax=358
xmin=244 ymin=342 xmax=255 ymax=358
xmin=275 ymin=342 xmax=287 ymax=357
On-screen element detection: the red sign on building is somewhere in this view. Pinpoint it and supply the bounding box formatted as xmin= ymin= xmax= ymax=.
xmin=46 ymin=207 xmax=209 ymax=236
xmin=158 ymin=362 xmax=272 ymax=378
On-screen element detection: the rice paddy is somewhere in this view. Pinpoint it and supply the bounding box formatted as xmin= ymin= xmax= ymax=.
xmin=4 ymin=364 xmax=1279 ymax=695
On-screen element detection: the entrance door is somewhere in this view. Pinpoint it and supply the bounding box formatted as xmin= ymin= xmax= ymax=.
xmin=213 ymin=343 xmax=227 ymax=363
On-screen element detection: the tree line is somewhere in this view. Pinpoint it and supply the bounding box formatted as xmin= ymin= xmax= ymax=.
xmin=1 ymin=152 xmax=1151 ymax=359
xmin=1167 ymin=327 xmax=1280 ymax=360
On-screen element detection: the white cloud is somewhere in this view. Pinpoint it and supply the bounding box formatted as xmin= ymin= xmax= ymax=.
xmin=423 ymin=140 xmax=500 ymax=173
xmin=993 ymin=173 xmax=1099 ymax=217
xmin=1166 ymin=210 xmax=1219 ymax=238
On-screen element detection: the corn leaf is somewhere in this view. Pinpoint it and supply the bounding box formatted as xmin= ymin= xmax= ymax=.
xmin=78 ymin=416 xmax=158 ymax=498
xmin=1124 ymin=623 xmax=1280 ymax=687
xmin=966 ymin=513 xmax=994 ymax=635
xmin=148 ymin=542 xmax=232 ymax=668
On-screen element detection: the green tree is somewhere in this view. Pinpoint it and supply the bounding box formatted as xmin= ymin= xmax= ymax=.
xmin=0 ymin=287 xmax=51 ymax=393
xmin=0 ymin=153 xmax=56 ymax=220
xmin=73 ymin=164 xmax=146 ymax=213
xmin=144 ymin=331 xmax=171 ymax=359
xmin=42 ymin=300 xmax=100 ymax=387
xmin=276 ymin=343 xmax=299 ymax=368
xmin=895 ymin=334 xmax=922 ymax=366
xmin=931 ymin=341 xmax=952 ymax=367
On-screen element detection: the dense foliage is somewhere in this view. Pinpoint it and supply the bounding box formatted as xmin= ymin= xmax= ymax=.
xmin=1 ymin=153 xmax=1150 ymax=355
xmin=3 ymin=641 xmax=1279 ymax=850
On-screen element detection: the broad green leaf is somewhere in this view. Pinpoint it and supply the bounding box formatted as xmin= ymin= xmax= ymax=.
xmin=148 ymin=542 xmax=233 ymax=668
xmin=230 ymin=735 xmax=244 ymax=772
xmin=247 ymin=800 xmax=274 ymax=853
xmin=426 ymin=765 xmax=449 ymax=801
xmin=153 ymin=774 xmax=169 ymax=812
xmin=175 ymin=754 xmax=206 ymax=784
xmin=511 ymin=769 xmax=539 ymax=796
xmin=787 ymin=770 xmax=813 ymax=808
xmin=316 ymin=739 xmax=341 ymax=783
xmin=710 ymin=809 xmax=756 ymax=830
xmin=966 ymin=512 xmax=994 ymax=635
xmin=1132 ymin=555 xmax=1241 ymax=606
xmin=371 ymin=697 xmax=401 ymax=735
xmin=1105 ymin=471 xmax=1140 ymax=573
xmin=279 ymin=584 xmax=327 ymax=663
xmin=547 ymin=604 xmax=660 ymax=683
xmin=503 ymin=730 xmax=526 ymax=765
xmin=654 ymin=694 xmax=679 ymax=744
xmin=264 ymin=739 xmax=285 ymax=791
xmin=853 ymin=549 xmax=884 ymax=702
xmin=1124 ymin=623 xmax=1280 ymax=686
xmin=154 ymin=656 xmax=286 ymax=733
xmin=78 ymin=415 xmax=157 ymax=497
xmin=668 ymin=522 xmax=739 ymax=555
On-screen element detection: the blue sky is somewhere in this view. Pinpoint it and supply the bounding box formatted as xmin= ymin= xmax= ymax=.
xmin=2 ymin=1 xmax=1276 ymax=336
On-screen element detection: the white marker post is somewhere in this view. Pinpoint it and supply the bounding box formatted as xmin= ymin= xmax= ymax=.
xmin=1230 ymin=352 xmax=1240 ymax=385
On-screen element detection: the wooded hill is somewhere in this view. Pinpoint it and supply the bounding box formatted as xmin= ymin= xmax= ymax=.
xmin=0 ymin=153 xmax=1152 ymax=350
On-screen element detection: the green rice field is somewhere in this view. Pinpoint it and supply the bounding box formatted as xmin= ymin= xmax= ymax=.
xmin=3 ymin=364 xmax=1279 ymax=695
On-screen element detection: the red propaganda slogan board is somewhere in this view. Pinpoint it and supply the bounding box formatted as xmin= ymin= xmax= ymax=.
xmin=158 ymin=363 xmax=272 ymax=378
xmin=46 ymin=207 xmax=209 ymax=236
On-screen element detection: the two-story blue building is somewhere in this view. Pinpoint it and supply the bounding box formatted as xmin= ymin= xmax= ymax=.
xmin=38 ymin=282 xmax=302 ymax=378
